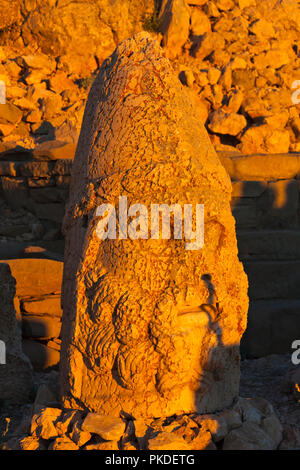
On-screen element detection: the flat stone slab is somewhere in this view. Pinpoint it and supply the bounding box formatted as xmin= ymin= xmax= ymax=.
xmin=218 ymin=152 xmax=300 ymax=181
xmin=237 ymin=230 xmax=300 ymax=261
xmin=242 ymin=299 xmax=300 ymax=357
xmin=244 ymin=260 xmax=300 ymax=299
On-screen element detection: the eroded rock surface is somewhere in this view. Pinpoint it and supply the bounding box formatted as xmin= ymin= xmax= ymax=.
xmin=60 ymin=32 xmax=248 ymax=418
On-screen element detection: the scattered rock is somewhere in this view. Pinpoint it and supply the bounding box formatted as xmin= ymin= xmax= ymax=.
xmin=279 ymin=424 xmax=300 ymax=450
xmin=0 ymin=104 xmax=22 ymax=125
xmin=84 ymin=441 xmax=119 ymax=450
xmin=208 ymin=109 xmax=247 ymax=136
xmin=147 ymin=432 xmax=191 ymax=450
xmin=48 ymin=436 xmax=79 ymax=450
xmin=81 ymin=414 xmax=126 ymax=441
xmin=30 ymin=407 xmax=62 ymax=440
xmin=223 ymin=422 xmax=276 ymax=450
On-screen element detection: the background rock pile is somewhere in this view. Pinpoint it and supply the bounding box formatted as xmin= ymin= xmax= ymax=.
xmin=164 ymin=0 xmax=300 ymax=154
xmin=0 ymin=0 xmax=300 ymax=451
xmin=0 ymin=0 xmax=299 ymax=155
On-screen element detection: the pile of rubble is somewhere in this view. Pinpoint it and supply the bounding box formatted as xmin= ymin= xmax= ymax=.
xmin=0 ymin=0 xmax=300 ymax=155
xmin=166 ymin=0 xmax=300 ymax=154
xmin=1 ymin=392 xmax=299 ymax=450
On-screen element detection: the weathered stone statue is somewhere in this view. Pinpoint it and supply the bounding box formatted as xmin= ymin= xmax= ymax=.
xmin=0 ymin=263 xmax=33 ymax=404
xmin=60 ymin=32 xmax=248 ymax=418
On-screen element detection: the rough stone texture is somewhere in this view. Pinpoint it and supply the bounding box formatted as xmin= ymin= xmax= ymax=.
xmin=30 ymin=407 xmax=62 ymax=439
xmin=1 ymin=0 xmax=300 ymax=155
xmin=0 ymin=263 xmax=33 ymax=404
xmin=60 ymin=33 xmax=248 ymax=418
xmin=147 ymin=431 xmax=191 ymax=450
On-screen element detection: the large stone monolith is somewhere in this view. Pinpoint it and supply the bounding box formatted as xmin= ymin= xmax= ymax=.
xmin=60 ymin=32 xmax=248 ymax=418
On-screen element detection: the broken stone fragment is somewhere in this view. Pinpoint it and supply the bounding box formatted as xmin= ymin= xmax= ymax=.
xmin=19 ymin=436 xmax=47 ymax=451
xmin=159 ymin=0 xmax=191 ymax=58
xmin=30 ymin=407 xmax=62 ymax=440
xmin=208 ymin=109 xmax=247 ymax=136
xmin=81 ymin=413 xmax=126 ymax=441
xmin=0 ymin=103 xmax=22 ymax=125
xmin=223 ymin=421 xmax=276 ymax=450
xmin=84 ymin=441 xmax=119 ymax=450
xmin=147 ymin=431 xmax=191 ymax=450
xmin=192 ymin=413 xmax=228 ymax=442
xmin=33 ymin=141 xmax=76 ymax=161
xmin=48 ymin=436 xmax=79 ymax=450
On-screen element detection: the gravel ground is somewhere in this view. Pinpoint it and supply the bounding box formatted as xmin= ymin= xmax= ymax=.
xmin=240 ymin=353 xmax=300 ymax=428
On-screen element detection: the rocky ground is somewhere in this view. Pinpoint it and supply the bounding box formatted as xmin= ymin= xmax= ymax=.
xmin=240 ymin=353 xmax=300 ymax=428
xmin=0 ymin=354 xmax=299 ymax=450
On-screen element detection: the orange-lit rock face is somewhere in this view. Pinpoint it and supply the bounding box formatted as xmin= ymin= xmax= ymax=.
xmin=60 ymin=33 xmax=248 ymax=418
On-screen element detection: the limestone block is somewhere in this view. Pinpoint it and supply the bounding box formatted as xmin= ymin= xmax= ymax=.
xmin=219 ymin=153 xmax=300 ymax=181
xmin=231 ymin=199 xmax=259 ymax=229
xmin=22 ymin=295 xmax=62 ymax=317
xmin=1 ymin=176 xmax=29 ymax=210
xmin=237 ymin=230 xmax=300 ymax=261
xmin=244 ymin=260 xmax=300 ymax=299
xmin=231 ymin=181 xmax=267 ymax=198
xmin=33 ymin=141 xmax=76 ymax=161
xmin=0 ymin=259 xmax=63 ymax=297
xmin=22 ymin=339 xmax=60 ymax=370
xmin=241 ymin=299 xmax=300 ymax=357
xmin=22 ymin=315 xmax=61 ymax=340
xmin=60 ymin=33 xmax=248 ymax=418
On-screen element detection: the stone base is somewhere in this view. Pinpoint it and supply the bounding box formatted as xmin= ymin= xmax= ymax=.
xmin=1 ymin=396 xmax=289 ymax=450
